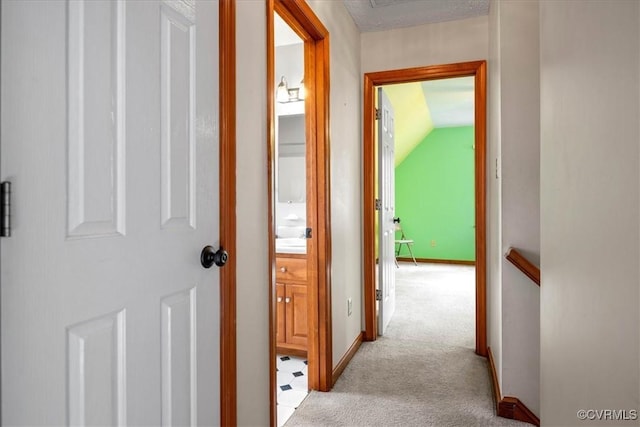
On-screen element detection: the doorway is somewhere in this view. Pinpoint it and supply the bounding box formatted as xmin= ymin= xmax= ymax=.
xmin=362 ymin=61 xmax=487 ymax=356
xmin=267 ymin=1 xmax=332 ymax=426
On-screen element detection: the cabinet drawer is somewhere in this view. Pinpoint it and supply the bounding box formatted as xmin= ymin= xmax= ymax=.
xmin=276 ymin=257 xmax=307 ymax=282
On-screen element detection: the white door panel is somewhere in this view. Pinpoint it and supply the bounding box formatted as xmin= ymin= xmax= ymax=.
xmin=377 ymin=87 xmax=396 ymax=335
xmin=0 ymin=1 xmax=220 ymax=425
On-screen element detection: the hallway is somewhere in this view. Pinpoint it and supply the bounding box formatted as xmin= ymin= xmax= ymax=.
xmin=285 ymin=263 xmax=531 ymax=426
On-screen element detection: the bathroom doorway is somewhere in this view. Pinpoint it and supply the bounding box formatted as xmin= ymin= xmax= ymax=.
xmin=267 ymin=1 xmax=332 ymax=426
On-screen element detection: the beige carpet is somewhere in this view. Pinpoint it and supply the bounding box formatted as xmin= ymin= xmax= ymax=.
xmin=284 ymin=262 xmax=531 ymax=427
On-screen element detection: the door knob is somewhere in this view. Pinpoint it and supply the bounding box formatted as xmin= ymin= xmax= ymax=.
xmin=201 ymin=245 xmax=228 ymax=268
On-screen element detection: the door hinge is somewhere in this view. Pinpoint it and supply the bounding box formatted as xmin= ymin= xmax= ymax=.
xmin=1 ymin=181 xmax=11 ymax=237
xmin=375 ymin=108 xmax=381 ymax=120
xmin=305 ymin=227 xmax=312 ymax=239
xmin=375 ymin=198 xmax=381 ymax=210
xmin=376 ymin=289 xmax=382 ymax=301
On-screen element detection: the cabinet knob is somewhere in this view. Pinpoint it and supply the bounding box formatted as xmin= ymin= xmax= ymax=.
xmin=280 ymin=266 xmax=287 ymax=273
xmin=285 ymin=297 xmax=291 ymax=303
xmin=277 ymin=297 xmax=283 ymax=303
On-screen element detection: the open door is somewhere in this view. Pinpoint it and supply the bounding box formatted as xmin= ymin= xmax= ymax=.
xmin=363 ymin=61 xmax=487 ymax=355
xmin=377 ymin=87 xmax=396 ymax=335
xmin=1 ymin=1 xmax=222 ymax=424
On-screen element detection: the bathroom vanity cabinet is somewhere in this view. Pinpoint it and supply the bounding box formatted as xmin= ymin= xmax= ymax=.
xmin=275 ymin=254 xmax=308 ymax=356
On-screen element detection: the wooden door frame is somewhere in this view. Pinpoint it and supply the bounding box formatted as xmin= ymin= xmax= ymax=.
xmin=362 ymin=61 xmax=488 ymax=357
xmin=219 ymin=0 xmax=237 ymax=425
xmin=267 ymin=1 xmax=332 ymax=426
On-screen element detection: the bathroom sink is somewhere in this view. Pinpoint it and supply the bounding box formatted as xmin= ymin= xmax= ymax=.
xmin=276 ymin=237 xmax=307 ymax=254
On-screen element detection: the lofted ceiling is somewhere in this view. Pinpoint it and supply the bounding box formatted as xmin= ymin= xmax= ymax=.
xmin=384 ymin=76 xmax=474 ymax=166
xmin=342 ymin=0 xmax=489 ymax=32
xmin=342 ymin=0 xmax=481 ymax=165
xmin=421 ymin=77 xmax=474 ymax=129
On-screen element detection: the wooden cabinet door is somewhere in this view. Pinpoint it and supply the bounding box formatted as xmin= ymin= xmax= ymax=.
xmin=286 ymin=283 xmax=308 ymax=347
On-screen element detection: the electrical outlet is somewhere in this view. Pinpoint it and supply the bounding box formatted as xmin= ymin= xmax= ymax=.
xmin=347 ymin=298 xmax=353 ymax=316
xmin=431 ymin=239 xmax=436 ymax=247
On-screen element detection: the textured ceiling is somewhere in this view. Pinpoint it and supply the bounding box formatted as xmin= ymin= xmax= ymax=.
xmin=342 ymin=0 xmax=489 ymax=32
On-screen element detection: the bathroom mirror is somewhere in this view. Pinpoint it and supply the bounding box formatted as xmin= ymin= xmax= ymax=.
xmin=274 ymin=12 xmax=306 ymax=258
xmin=275 ymin=14 xmax=306 ymax=204
xmin=277 ymin=114 xmax=305 ymax=203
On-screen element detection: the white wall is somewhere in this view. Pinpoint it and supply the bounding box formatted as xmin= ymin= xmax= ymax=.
xmin=540 ymin=1 xmax=640 ymax=425
xmin=361 ymin=15 xmax=488 ymax=73
xmin=306 ymin=0 xmax=364 ymax=368
xmin=495 ymin=0 xmax=540 ymax=416
xmin=236 ymin=2 xmax=270 ymax=425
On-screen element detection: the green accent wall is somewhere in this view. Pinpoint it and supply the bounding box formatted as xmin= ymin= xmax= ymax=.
xmin=395 ymin=126 xmax=475 ymax=261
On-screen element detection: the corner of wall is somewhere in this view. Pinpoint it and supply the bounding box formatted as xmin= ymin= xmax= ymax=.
xmin=487 ymin=0 xmax=504 ymax=392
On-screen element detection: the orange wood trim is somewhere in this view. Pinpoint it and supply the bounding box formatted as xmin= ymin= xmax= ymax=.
xmin=499 ymin=397 xmax=540 ymax=426
xmin=487 ymin=347 xmax=502 ymax=409
xmin=277 ymin=0 xmax=329 ymax=39
xmin=266 ymin=1 xmax=277 ymax=426
xmin=474 ymin=61 xmax=487 ymax=357
xmin=505 ymin=247 xmax=540 ymax=286
xmin=363 ymin=73 xmax=377 ymax=342
xmin=364 ymin=61 xmax=486 ymax=85
xmin=315 ymin=32 xmax=333 ymax=394
xmin=219 ymin=1 xmax=237 ymax=425
xmin=332 ymin=332 xmax=363 ymax=386
xmin=488 ymin=347 xmax=540 ymax=426
xmin=362 ymin=60 xmax=487 ymax=357
xmin=395 ymin=257 xmax=476 ymax=266
xmin=302 ymin=24 xmax=320 ymax=393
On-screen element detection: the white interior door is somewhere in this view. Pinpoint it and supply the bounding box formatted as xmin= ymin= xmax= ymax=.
xmin=377 ymin=87 xmax=396 ymax=335
xmin=0 ymin=1 xmax=220 ymax=425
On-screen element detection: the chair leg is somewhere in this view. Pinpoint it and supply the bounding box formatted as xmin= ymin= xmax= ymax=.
xmin=407 ymin=244 xmax=417 ymax=266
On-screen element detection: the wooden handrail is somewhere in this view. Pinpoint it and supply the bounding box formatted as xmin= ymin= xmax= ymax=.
xmin=505 ymin=247 xmax=540 ymax=286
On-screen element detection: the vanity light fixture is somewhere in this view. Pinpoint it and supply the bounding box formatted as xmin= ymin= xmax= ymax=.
xmin=277 ymin=75 xmax=305 ymax=103
xmin=277 ymin=76 xmax=289 ymax=103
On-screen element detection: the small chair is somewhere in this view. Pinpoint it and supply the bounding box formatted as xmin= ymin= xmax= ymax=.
xmin=394 ymin=218 xmax=417 ymax=267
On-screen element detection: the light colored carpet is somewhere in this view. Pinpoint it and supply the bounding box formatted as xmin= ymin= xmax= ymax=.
xmin=284 ymin=262 xmax=531 ymax=427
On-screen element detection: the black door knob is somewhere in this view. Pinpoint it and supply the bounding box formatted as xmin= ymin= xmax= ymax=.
xmin=201 ymin=245 xmax=228 ymax=268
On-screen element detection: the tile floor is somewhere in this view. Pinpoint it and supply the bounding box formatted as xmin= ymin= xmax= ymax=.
xmin=276 ymin=355 xmax=309 ymax=427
